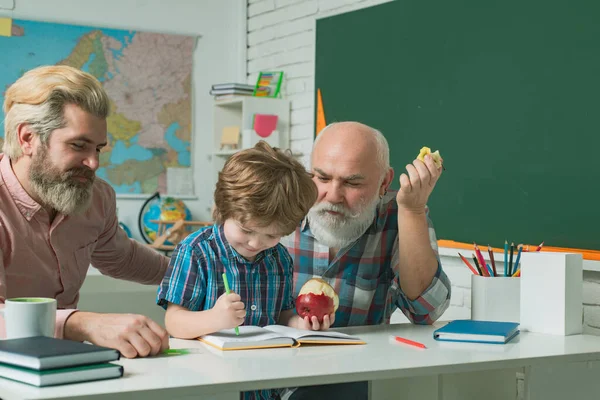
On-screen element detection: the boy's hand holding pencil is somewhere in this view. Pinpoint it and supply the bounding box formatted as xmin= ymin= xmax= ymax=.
xmin=213 ymin=286 xmax=246 ymax=333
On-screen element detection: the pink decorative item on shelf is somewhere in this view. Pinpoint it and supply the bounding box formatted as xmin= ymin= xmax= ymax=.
xmin=253 ymin=114 xmax=278 ymax=137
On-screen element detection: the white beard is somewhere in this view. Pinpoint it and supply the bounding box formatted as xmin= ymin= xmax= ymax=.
xmin=307 ymin=193 xmax=381 ymax=249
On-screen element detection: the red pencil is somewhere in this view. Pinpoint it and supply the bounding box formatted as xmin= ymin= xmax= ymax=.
xmin=393 ymin=335 xmax=427 ymax=349
xmin=458 ymin=252 xmax=479 ymax=275
xmin=535 ymin=241 xmax=544 ymax=252
xmin=474 ymin=243 xmax=489 ymax=276
xmin=487 ymin=245 xmax=497 ymax=277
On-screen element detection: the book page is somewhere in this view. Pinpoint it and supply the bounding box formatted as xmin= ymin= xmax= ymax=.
xmin=199 ymin=326 xmax=295 ymax=349
xmin=264 ymin=325 xmax=363 ymax=342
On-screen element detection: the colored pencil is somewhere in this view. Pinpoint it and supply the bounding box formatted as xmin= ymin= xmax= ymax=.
xmin=222 ymin=273 xmax=239 ymax=336
xmin=474 ymin=243 xmax=489 ymax=276
xmin=512 ymin=269 xmax=521 ymax=278
xmin=488 ymin=245 xmax=497 ymax=277
xmin=486 ymin=264 xmax=494 ymax=277
xmin=458 ymin=252 xmax=479 ymax=275
xmin=508 ymin=242 xmax=515 ymax=276
xmin=504 ymin=240 xmax=509 ymax=276
xmin=393 ymin=335 xmax=427 ymax=349
xmin=535 ymin=241 xmax=545 ymax=252
xmin=513 ymin=244 xmax=523 ymax=274
xmin=472 ymin=254 xmax=483 ymax=276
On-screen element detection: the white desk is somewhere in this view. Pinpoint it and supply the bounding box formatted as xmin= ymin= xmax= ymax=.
xmin=2 ymin=323 xmax=600 ymax=400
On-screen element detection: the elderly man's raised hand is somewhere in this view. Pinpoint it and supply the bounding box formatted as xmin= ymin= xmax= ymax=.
xmin=396 ymin=154 xmax=443 ymax=214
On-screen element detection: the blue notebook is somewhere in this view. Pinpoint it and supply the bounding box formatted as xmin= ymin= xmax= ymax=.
xmin=433 ymin=320 xmax=520 ymax=344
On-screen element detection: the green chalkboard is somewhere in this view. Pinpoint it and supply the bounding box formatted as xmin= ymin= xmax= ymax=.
xmin=315 ymin=0 xmax=600 ymax=250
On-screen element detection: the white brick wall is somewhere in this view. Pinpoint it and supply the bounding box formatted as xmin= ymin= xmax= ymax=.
xmin=247 ymin=0 xmax=394 ymax=163
xmin=246 ymin=0 xmax=600 ymax=335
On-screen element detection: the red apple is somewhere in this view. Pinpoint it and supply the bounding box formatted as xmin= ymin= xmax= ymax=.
xmin=295 ymin=278 xmax=339 ymax=323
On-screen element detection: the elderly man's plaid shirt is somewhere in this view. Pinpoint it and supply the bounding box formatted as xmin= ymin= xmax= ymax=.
xmin=281 ymin=191 xmax=451 ymax=327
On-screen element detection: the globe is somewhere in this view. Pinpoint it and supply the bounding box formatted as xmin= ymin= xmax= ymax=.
xmin=141 ymin=196 xmax=192 ymax=245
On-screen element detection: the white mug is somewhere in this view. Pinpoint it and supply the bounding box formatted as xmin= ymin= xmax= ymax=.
xmin=0 ymin=297 xmax=57 ymax=339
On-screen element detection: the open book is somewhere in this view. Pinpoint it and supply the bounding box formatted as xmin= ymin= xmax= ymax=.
xmin=198 ymin=325 xmax=365 ymax=351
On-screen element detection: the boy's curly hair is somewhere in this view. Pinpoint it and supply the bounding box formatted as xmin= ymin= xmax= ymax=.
xmin=213 ymin=141 xmax=317 ymax=235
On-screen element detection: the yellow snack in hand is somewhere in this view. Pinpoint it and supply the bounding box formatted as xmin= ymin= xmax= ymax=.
xmin=417 ymin=146 xmax=443 ymax=168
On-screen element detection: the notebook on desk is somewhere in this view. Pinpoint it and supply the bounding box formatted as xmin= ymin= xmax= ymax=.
xmin=0 ymin=336 xmax=120 ymax=370
xmin=198 ymin=325 xmax=365 ymax=351
xmin=433 ymin=320 xmax=520 ymax=344
xmin=0 ymin=361 xmax=123 ymax=387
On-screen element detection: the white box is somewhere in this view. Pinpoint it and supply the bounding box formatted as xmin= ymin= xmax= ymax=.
xmin=519 ymin=252 xmax=583 ymax=335
xmin=471 ymin=275 xmax=520 ymax=323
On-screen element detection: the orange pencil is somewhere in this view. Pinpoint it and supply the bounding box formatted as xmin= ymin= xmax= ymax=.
xmin=458 ymin=252 xmax=479 ymax=275
xmin=393 ymin=335 xmax=427 ymax=349
xmin=535 ymin=241 xmax=544 ymax=252
xmin=474 ymin=243 xmax=489 ymax=276
xmin=487 ymin=245 xmax=497 ymax=277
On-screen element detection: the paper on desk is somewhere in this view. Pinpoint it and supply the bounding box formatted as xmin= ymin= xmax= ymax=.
xmin=205 ymin=326 xmax=284 ymax=343
xmin=167 ymin=167 xmax=194 ymax=196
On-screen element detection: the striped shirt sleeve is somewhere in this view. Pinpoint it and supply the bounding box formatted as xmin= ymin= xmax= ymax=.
xmin=395 ymin=264 xmax=451 ymax=324
xmin=393 ymin=209 xmax=451 ymax=324
xmin=156 ymin=242 xmax=207 ymax=312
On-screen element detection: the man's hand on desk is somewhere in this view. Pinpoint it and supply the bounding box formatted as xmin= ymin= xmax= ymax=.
xmin=64 ymin=311 xmax=169 ymax=358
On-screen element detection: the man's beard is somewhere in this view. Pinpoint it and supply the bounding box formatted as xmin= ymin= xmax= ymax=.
xmin=29 ymin=146 xmax=95 ymax=216
xmin=307 ymin=192 xmax=381 ymax=249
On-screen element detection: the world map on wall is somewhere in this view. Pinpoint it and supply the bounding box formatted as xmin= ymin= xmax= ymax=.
xmin=0 ymin=19 xmax=195 ymax=195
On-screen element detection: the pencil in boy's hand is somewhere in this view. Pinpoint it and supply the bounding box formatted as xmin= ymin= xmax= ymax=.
xmin=504 ymin=240 xmax=509 ymax=276
xmin=513 ymin=244 xmax=523 ymax=274
xmin=487 ymin=245 xmax=497 ymax=277
xmin=473 ymin=243 xmax=489 ymax=276
xmin=535 ymin=241 xmax=545 ymax=252
xmin=458 ymin=252 xmax=479 ymax=275
xmin=471 ymin=254 xmax=483 ymax=276
xmin=222 ymin=273 xmax=240 ymax=336
xmin=508 ymin=242 xmax=515 ymax=276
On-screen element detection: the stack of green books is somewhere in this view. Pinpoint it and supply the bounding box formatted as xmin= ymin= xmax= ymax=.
xmin=0 ymin=336 xmax=123 ymax=387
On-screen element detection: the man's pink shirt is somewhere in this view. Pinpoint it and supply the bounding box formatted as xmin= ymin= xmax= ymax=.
xmin=0 ymin=154 xmax=169 ymax=338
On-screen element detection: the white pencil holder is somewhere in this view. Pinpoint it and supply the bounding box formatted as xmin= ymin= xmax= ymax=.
xmin=519 ymin=252 xmax=582 ymax=335
xmin=471 ymin=275 xmax=520 ymax=323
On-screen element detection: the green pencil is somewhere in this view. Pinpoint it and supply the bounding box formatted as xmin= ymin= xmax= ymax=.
xmin=222 ymin=273 xmax=240 ymax=336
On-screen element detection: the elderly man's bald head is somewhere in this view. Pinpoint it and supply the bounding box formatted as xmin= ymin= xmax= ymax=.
xmin=312 ymin=122 xmax=390 ymax=178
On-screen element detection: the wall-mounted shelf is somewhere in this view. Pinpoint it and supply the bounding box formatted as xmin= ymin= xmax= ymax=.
xmin=212 ymin=96 xmax=290 ymax=157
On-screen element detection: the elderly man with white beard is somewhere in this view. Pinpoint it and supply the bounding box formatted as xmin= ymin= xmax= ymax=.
xmin=280 ymin=121 xmax=451 ymax=400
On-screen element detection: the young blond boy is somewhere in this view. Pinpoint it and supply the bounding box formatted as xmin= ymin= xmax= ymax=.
xmin=156 ymin=141 xmax=330 ymax=399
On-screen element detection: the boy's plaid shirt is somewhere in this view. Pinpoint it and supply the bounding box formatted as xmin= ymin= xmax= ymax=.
xmin=281 ymin=191 xmax=451 ymax=327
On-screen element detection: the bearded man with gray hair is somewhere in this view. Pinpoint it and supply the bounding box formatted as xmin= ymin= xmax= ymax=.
xmin=281 ymin=121 xmax=451 ymax=400
xmin=0 ymin=65 xmax=170 ymax=359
